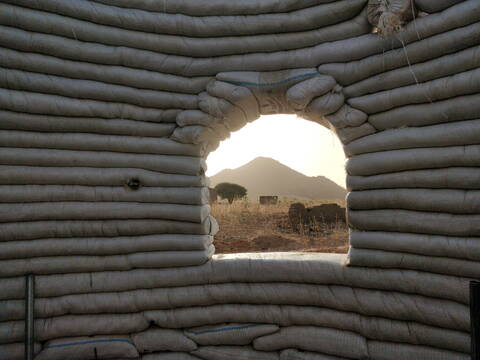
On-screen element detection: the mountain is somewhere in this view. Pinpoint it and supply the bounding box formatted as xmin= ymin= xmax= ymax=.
xmin=209 ymin=157 xmax=346 ymax=201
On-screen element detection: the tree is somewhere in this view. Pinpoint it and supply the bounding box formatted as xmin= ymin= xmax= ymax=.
xmin=214 ymin=182 xmax=247 ymax=204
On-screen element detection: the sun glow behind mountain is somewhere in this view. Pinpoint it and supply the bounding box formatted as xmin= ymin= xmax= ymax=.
xmin=206 ymin=114 xmax=347 ymax=187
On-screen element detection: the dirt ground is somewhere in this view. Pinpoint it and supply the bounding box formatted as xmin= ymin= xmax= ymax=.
xmin=211 ymin=200 xmax=349 ymax=254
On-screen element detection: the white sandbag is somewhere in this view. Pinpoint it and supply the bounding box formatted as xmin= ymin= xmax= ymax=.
xmin=35 ymin=335 xmax=139 ymax=360
xmin=348 ymin=68 xmax=480 ymax=114
xmin=143 ymin=353 xmax=201 ymax=360
xmin=0 ymin=217 xmax=218 ymax=242
xmin=0 ymin=253 xmax=468 ymax=304
xmin=92 ymin=0 xmax=359 ymax=20
xmin=324 ymin=105 xmax=367 ymax=129
xmin=415 ymin=0 xmax=465 ymax=13
xmin=0 ymin=1 xmax=366 ymax=58
xmin=301 ymin=89 xmax=345 ymax=118
xmin=369 ymin=93 xmax=480 ymax=130
xmin=0 ymin=185 xmax=209 ymax=205
xmin=0 ymin=130 xmax=204 ymax=156
xmin=0 ymin=313 xmax=149 ymax=344
xmin=132 ymin=328 xmax=197 ymax=353
xmin=198 ymin=92 xmax=247 ymax=131
xmin=0 ymin=202 xmax=209 ymax=223
xmin=146 ymin=301 xmax=469 ymax=335
xmin=344 ymin=119 xmax=480 ymax=156
xmin=367 ymin=341 xmax=469 ymax=360
xmin=206 ymin=81 xmax=260 ymax=121
xmin=176 ymin=111 xmax=217 ymax=128
xmin=344 ymin=45 xmax=480 ymax=98
xmin=217 ymin=69 xmax=318 ymax=115
xmin=254 ymin=326 xmax=367 ymax=359
xmin=0 ymin=342 xmax=41 ymax=360
xmin=346 ymin=145 xmax=480 ymax=176
xmin=1 ymin=0 xmax=475 ymax=78
xmin=0 ymin=166 xmax=206 ymax=187
xmin=348 ymin=188 xmax=480 ymax=214
xmin=0 ymin=87 xmax=177 ymax=122
xmin=334 ymin=123 xmax=375 ymax=144
xmin=192 ymin=345 xmax=279 ymax=360
xmin=2 ymin=282 xmax=469 ymax=335
xmin=0 ymin=247 xmax=214 ymax=277
xmin=350 ymin=231 xmax=480 ymax=261
xmin=0 ymin=235 xmax=213 ymax=260
xmin=0 ymin=46 xmax=209 ymax=94
xmin=185 ymin=323 xmax=279 ymax=345
xmin=0 ymin=148 xmax=206 ymax=176
xmin=348 ymin=248 xmax=480 ymax=279
xmin=286 ymin=76 xmax=336 ymax=111
xmin=347 ymin=168 xmax=480 ymax=191
xmin=318 ymin=20 xmax=480 ymax=85
xmin=0 ymin=67 xmax=197 ymax=110
xmin=4 ymin=0 xmax=369 ymax=41
xmin=281 ymin=349 xmax=346 ymax=360
xmin=171 ymin=125 xmax=228 ymax=146
xmin=348 ymin=209 xmax=480 ymax=237
xmin=93 ymin=0 xmax=354 ymax=16
xmin=1 ymin=295 xmax=469 ymax=352
xmin=0 ymin=110 xmax=176 ymax=138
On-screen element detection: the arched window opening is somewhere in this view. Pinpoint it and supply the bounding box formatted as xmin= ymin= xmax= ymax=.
xmin=206 ymin=114 xmax=348 ymax=254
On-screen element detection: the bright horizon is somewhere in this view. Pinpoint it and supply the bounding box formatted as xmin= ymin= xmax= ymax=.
xmin=206 ymin=114 xmax=347 ymax=188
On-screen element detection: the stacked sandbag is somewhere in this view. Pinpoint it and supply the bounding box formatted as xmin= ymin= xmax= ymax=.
xmin=0 ymin=0 xmax=479 ymax=359
xmin=0 ymin=253 xmax=472 ymax=358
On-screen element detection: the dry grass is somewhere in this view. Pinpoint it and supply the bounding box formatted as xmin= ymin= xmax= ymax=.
xmin=211 ymin=199 xmax=349 ymax=254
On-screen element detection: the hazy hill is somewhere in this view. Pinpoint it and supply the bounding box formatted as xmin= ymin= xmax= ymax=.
xmin=209 ymin=157 xmax=346 ymax=201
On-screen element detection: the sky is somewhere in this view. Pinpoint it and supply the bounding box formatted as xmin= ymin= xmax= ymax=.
xmin=206 ymin=114 xmax=347 ymax=188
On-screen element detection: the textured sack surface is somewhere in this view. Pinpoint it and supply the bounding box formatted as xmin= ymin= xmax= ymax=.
xmin=35 ymin=335 xmax=138 ymax=360
xmin=0 ymin=247 xmax=215 ymax=277
xmin=281 ymin=349 xmax=347 ymax=360
xmin=0 ymin=314 xmax=149 ymax=344
xmin=0 ymin=342 xmax=41 ymax=360
xmin=0 ymin=253 xmax=469 ymax=305
xmin=348 ymin=248 xmax=480 ymax=278
xmin=350 ymin=231 xmax=480 ymax=261
xmin=185 ymin=323 xmax=279 ymax=345
xmin=192 ymin=345 xmax=279 ymax=360
xmin=132 ymin=328 xmax=197 ymax=353
xmin=253 ymin=326 xmax=368 ymax=359
xmin=367 ymin=341 xmax=469 ymax=360
xmin=142 ymin=353 xmax=202 ymax=360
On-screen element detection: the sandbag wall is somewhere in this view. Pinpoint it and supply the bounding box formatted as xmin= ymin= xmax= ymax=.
xmin=0 ymin=0 xmax=479 ymax=359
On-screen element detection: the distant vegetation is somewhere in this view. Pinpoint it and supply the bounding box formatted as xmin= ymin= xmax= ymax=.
xmin=214 ymin=182 xmax=247 ymax=204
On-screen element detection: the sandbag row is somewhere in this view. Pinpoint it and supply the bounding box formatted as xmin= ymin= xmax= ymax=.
xmin=0 ymin=282 xmax=468 ymax=332
xmin=0 ymin=254 xmax=470 ymax=305
xmin=0 ymin=48 xmax=211 ymax=95
xmin=0 ymin=68 xmax=198 ymax=110
xmin=0 ymin=110 xmax=178 ymax=138
xmin=0 ymin=130 xmax=205 ymax=156
xmin=0 ymin=318 xmax=470 ymax=358
xmin=10 ymin=0 xmax=364 ymax=35
xmin=0 ymin=166 xmax=207 ymax=187
xmin=348 ymin=247 xmax=480 ymax=279
xmin=0 ymin=185 xmax=209 ymax=204
xmin=0 ymin=1 xmax=368 ymax=57
xmin=0 ymin=218 xmax=218 ymax=246
xmin=1 ymin=1 xmax=476 ymax=77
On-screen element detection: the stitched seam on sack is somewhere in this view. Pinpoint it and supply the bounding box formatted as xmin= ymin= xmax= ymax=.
xmin=45 ymin=339 xmax=134 ymax=349
xmin=185 ymin=324 xmax=262 ymax=335
xmin=227 ymin=73 xmax=318 ymax=87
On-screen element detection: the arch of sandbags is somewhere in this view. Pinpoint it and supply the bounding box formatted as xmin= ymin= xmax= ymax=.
xmin=0 ymin=0 xmax=478 ymax=359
